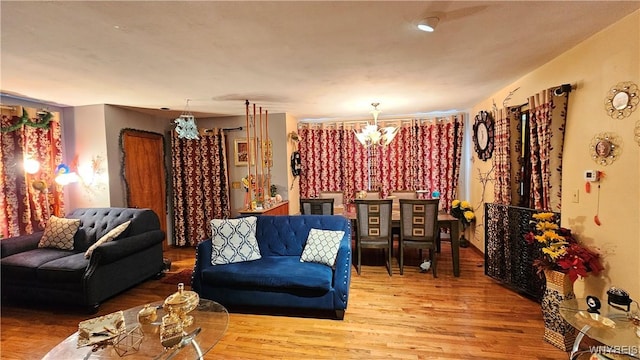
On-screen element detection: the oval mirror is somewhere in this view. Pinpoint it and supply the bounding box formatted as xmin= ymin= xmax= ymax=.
xmin=612 ymin=91 xmax=629 ymax=110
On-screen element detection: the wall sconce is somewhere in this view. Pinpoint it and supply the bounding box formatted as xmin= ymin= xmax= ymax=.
xmin=77 ymin=155 xmax=107 ymax=192
xmin=54 ymin=164 xmax=78 ymax=186
xmin=23 ymin=157 xmax=40 ymax=174
xmin=22 ymin=157 xmax=77 ymax=191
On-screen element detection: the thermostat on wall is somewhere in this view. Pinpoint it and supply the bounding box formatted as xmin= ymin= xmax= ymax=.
xmin=584 ymin=170 xmax=599 ymax=182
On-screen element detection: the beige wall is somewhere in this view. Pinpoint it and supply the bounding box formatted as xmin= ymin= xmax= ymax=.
xmin=469 ymin=11 xmax=640 ymax=299
xmin=61 ymin=105 xmax=110 ymax=208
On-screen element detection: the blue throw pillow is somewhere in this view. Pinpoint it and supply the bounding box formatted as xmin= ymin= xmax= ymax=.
xmin=210 ymin=217 xmax=261 ymax=265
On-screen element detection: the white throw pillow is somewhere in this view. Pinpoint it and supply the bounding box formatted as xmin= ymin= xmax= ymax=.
xmin=84 ymin=220 xmax=131 ymax=259
xmin=210 ymin=217 xmax=261 ymax=265
xmin=38 ymin=215 xmax=80 ymax=250
xmin=300 ymin=228 xmax=345 ymax=267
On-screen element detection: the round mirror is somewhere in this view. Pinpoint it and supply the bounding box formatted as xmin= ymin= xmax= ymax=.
xmin=605 ymin=81 xmax=639 ymax=119
xmin=612 ymin=91 xmax=629 ymax=110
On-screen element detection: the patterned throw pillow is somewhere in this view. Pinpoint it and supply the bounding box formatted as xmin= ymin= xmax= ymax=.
xmin=210 ymin=217 xmax=261 ymax=265
xmin=300 ymin=228 xmax=345 ymax=267
xmin=84 ymin=220 xmax=131 ymax=259
xmin=38 ymin=215 xmax=81 ymax=250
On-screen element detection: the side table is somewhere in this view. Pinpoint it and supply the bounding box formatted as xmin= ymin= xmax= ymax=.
xmin=559 ymin=298 xmax=640 ymax=359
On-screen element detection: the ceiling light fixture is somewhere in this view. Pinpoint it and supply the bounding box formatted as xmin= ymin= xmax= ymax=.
xmin=417 ymin=17 xmax=439 ymax=32
xmin=174 ymin=99 xmax=199 ymax=140
xmin=354 ymin=102 xmax=399 ymax=147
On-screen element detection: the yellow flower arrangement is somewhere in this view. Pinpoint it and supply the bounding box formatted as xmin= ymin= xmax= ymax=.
xmin=525 ymin=212 xmax=604 ymax=282
xmin=450 ymin=199 xmax=475 ymax=227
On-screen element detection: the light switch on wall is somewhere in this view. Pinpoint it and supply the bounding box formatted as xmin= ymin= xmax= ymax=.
xmin=572 ymin=189 xmax=579 ymax=203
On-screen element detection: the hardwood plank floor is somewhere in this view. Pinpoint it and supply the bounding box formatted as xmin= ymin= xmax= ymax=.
xmin=0 ymin=242 xmax=568 ymax=359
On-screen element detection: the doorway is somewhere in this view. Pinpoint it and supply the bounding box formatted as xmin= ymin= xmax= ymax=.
xmin=120 ymin=129 xmax=167 ymax=248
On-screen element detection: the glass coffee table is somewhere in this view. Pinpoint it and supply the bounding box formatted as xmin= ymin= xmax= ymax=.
xmin=43 ymin=299 xmax=229 ymax=359
xmin=560 ymin=298 xmax=640 ymax=359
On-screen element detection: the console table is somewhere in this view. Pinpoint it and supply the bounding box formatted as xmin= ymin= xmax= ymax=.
xmin=239 ymin=200 xmax=289 ymax=216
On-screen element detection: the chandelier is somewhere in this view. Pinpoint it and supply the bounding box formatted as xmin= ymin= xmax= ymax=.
xmin=354 ymin=102 xmax=399 ymax=147
xmin=174 ymin=99 xmax=199 ymax=140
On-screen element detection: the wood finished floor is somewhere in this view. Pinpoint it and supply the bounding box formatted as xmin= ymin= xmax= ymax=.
xmin=0 ymin=242 xmax=569 ymax=359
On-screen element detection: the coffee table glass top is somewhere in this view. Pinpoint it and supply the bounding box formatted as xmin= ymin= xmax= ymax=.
xmin=560 ymin=298 xmax=639 ymax=358
xmin=43 ymin=299 xmax=229 ymax=359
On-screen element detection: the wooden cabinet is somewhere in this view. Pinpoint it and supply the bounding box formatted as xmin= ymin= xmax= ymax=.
xmin=238 ymin=201 xmax=289 ymax=216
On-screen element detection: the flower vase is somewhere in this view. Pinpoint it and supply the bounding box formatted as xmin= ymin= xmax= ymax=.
xmin=459 ymin=222 xmax=469 ymax=248
xmin=541 ymin=269 xmax=576 ymax=351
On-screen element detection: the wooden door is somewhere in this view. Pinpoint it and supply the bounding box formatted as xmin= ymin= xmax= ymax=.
xmin=121 ymin=130 xmax=167 ymax=248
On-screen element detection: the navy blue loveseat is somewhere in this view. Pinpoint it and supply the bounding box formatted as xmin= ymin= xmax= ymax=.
xmin=192 ymin=215 xmax=352 ymax=319
xmin=1 ymin=208 xmax=165 ymax=311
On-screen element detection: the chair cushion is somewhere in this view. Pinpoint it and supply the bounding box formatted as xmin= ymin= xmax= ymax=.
xmin=210 ymin=217 xmax=261 ymax=265
xmin=84 ymin=220 xmax=131 ymax=258
xmin=38 ymin=216 xmax=80 ymax=250
xmin=300 ymin=228 xmax=344 ymax=267
xmin=200 ymin=256 xmax=332 ymax=291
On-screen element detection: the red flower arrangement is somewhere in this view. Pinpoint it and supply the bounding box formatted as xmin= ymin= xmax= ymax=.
xmin=525 ymin=212 xmax=604 ymax=282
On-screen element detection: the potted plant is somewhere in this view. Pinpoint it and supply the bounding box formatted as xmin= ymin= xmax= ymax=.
xmin=525 ymin=212 xmax=604 ymax=283
xmin=524 ymin=211 xmax=604 ymax=351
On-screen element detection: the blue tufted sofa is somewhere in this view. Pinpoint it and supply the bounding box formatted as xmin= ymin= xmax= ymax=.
xmin=1 ymin=208 xmax=165 ymax=311
xmin=192 ymin=215 xmax=352 ymax=319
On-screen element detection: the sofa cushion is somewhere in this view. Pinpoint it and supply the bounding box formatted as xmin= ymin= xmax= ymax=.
xmin=37 ymin=253 xmax=90 ymax=283
xmin=38 ymin=216 xmax=80 ymax=250
xmin=210 ymin=217 xmax=261 ymax=265
xmin=200 ymin=256 xmax=332 ymax=291
xmin=300 ymin=228 xmax=344 ymax=267
xmin=0 ymin=248 xmax=74 ymax=280
xmin=84 ymin=220 xmax=131 ymax=258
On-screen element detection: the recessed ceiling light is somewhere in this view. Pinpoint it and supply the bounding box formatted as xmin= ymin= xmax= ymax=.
xmin=417 ymin=17 xmax=439 ymax=32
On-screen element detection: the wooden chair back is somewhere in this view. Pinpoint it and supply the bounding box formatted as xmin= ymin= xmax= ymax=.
xmin=300 ymin=198 xmax=334 ymax=215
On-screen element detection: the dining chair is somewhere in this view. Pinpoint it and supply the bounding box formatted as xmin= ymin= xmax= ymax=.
xmin=354 ymin=199 xmax=393 ymax=276
xmin=319 ymin=191 xmax=344 ymax=207
xmin=398 ymin=198 xmax=440 ymax=277
xmin=300 ymin=198 xmax=334 ymax=215
xmin=389 ymin=190 xmax=417 ymax=206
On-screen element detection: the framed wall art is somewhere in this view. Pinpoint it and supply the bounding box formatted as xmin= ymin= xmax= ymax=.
xmin=234 ymin=138 xmax=255 ymax=166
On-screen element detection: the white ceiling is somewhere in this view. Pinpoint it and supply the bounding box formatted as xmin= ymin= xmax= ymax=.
xmin=1 ymin=1 xmax=639 ymax=120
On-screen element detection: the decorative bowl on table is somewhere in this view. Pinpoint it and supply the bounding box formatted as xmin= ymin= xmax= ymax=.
xmin=163 ymin=282 xmax=199 ymax=328
xmin=77 ymin=310 xmax=126 ymax=348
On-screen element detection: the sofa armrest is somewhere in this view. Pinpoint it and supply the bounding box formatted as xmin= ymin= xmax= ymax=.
xmin=0 ymin=232 xmax=43 ymax=258
xmin=192 ymin=239 xmax=213 ymax=292
xmin=89 ymin=230 xmax=165 ymax=266
xmin=332 ymin=229 xmax=352 ymax=310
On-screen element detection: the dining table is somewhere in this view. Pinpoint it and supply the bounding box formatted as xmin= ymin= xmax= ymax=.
xmin=339 ymin=206 xmax=461 ymax=277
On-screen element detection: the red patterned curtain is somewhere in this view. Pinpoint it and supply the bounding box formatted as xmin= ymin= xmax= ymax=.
xmin=493 ymin=108 xmax=512 ymax=204
xmin=171 ymin=129 xmax=230 ymax=246
xmin=299 ymin=115 xmax=464 ymax=212
xmin=528 ymin=89 xmax=568 ymax=211
xmin=0 ymin=107 xmax=63 ymax=238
